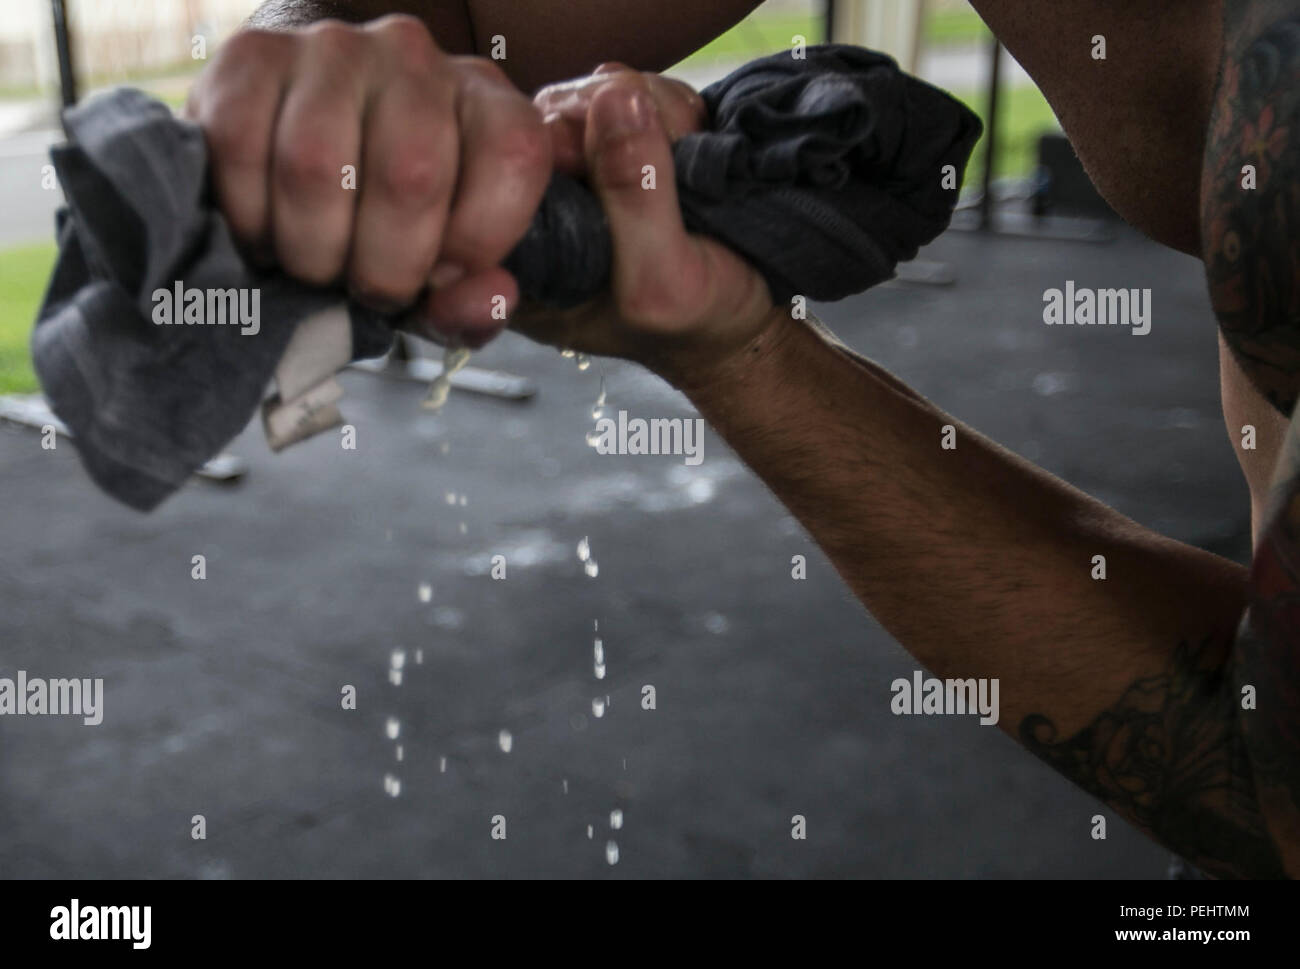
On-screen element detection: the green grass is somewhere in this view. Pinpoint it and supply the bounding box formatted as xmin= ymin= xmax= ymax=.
xmin=951 ymin=83 xmax=1061 ymax=181
xmin=923 ymin=5 xmax=989 ymax=46
xmin=675 ymin=1 xmax=986 ymax=64
xmin=0 ymin=242 xmax=57 ymax=394
xmin=678 ymin=14 xmax=824 ymax=64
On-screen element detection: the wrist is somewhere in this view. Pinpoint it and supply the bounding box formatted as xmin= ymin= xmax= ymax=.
xmin=651 ymin=305 xmax=811 ymax=397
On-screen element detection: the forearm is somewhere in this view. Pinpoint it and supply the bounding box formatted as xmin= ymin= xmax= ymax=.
xmin=677 ymin=311 xmax=1286 ymax=876
xmin=246 ymin=0 xmax=761 ymax=91
xmin=246 ymin=0 xmax=475 ymax=51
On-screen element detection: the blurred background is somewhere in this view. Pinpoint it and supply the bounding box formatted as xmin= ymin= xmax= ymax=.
xmin=0 ymin=1 xmax=1244 ymax=878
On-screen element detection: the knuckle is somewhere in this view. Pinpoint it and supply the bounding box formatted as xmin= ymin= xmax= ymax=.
xmin=374 ymin=146 xmax=444 ymax=202
xmin=373 ymin=14 xmax=439 ymax=65
xmin=458 ymin=56 xmax=508 ymax=85
xmin=303 ymin=18 xmax=363 ymax=56
xmin=219 ymin=28 xmax=285 ymax=66
xmin=492 ymin=115 xmax=551 ymax=179
xmin=277 ymin=140 xmax=343 ymax=197
xmin=622 ymin=280 xmax=681 ymax=325
xmin=623 ymin=257 xmax=704 ymax=325
xmin=204 ymin=107 xmax=268 ymax=169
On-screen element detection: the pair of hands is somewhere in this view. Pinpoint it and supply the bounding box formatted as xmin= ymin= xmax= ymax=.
xmin=185 ymin=14 xmax=779 ymax=385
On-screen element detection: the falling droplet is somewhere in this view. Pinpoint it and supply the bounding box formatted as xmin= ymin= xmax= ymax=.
xmin=391 ymin=649 xmax=406 ymax=670
xmin=396 ymin=745 xmax=404 ymax=762
xmin=445 ymin=492 xmax=457 ymax=505
xmin=388 ymin=669 xmax=403 ymax=686
xmin=586 ymin=824 xmax=594 ymax=839
xmin=576 ymin=537 xmax=590 ymax=562
xmin=439 ymin=441 xmax=451 ymax=455
xmin=591 ymin=376 xmax=607 ymax=419
xmin=458 ymin=522 xmax=468 ymax=535
xmin=594 ymin=663 xmax=606 ymax=680
xmin=585 ymin=428 xmax=603 ymax=448
xmin=423 ymin=345 xmax=472 ymax=412
xmin=415 ymin=649 xmax=423 ymax=665
xmin=498 ymin=729 xmax=513 ymax=753
xmin=385 ymin=717 xmax=400 ymax=740
xmin=458 ymin=494 xmax=468 ymax=507
xmin=593 ymin=638 xmax=604 ymax=664
xmin=439 ymin=756 xmax=447 ymax=773
xmin=418 ymin=583 xmax=432 ymax=603
xmin=592 ymin=697 xmax=606 ymax=718
xmin=562 ymin=778 xmax=569 ymax=794
xmin=605 ymin=840 xmax=619 ymax=865
xmin=610 ymin=809 xmax=624 ymax=830
xmin=584 ymin=560 xmax=599 ymax=578
xmin=383 ymin=774 xmax=401 ymax=798
xmin=560 ymin=348 xmax=576 ymax=359
xmin=576 ymin=353 xmax=591 ymax=371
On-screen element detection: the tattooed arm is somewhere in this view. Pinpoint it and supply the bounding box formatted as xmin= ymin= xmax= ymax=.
xmin=500 ymin=64 xmax=1291 ymax=877
xmin=1204 ymin=5 xmax=1300 ymax=414
xmin=1193 ymin=2 xmax=1300 ymax=876
xmin=678 ymin=314 xmax=1285 ymax=879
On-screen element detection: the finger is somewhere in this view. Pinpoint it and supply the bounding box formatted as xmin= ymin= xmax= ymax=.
xmin=190 ymin=30 xmax=291 ymax=261
xmin=412 ymin=266 xmax=518 ymax=348
xmin=585 ymin=76 xmax=706 ymax=328
xmin=545 ymin=116 xmax=585 ymax=175
xmin=536 ymin=72 xmax=704 ymax=180
xmin=348 ymin=41 xmax=457 ymax=308
xmin=436 ymin=61 xmax=552 ymax=276
xmin=537 ymin=71 xmax=701 ymax=134
xmin=269 ymin=23 xmax=366 ymax=285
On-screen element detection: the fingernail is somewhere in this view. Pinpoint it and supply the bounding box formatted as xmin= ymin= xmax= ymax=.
xmin=431 ymin=262 xmax=466 ymax=289
xmin=594 ymin=87 xmax=652 ymax=142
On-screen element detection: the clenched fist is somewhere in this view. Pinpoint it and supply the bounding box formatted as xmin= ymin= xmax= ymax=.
xmin=185 ymin=14 xmax=551 ymax=347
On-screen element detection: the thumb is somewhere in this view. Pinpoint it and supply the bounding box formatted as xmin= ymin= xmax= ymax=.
xmin=584 ymin=77 xmax=707 ymax=326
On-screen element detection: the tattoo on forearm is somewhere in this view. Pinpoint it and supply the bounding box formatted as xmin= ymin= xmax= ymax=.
xmin=1203 ymin=9 xmax=1300 ymax=414
xmin=1020 ymin=639 xmax=1286 ymax=878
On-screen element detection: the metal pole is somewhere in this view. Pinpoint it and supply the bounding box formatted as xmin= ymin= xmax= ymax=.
xmin=978 ymin=35 xmax=1001 ymax=231
xmin=51 ymin=0 xmax=78 ymax=113
xmin=824 ymin=0 xmax=835 ymax=44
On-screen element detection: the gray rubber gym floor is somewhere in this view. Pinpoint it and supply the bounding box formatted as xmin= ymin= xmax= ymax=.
xmin=0 ymin=220 xmax=1248 ymax=878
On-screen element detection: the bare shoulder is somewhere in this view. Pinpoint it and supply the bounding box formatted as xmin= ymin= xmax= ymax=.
xmin=969 ymin=0 xmax=1223 ymax=255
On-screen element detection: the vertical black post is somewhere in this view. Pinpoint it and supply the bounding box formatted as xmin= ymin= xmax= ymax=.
xmin=824 ymin=0 xmax=835 ymax=44
xmin=51 ymin=0 xmax=79 ymax=113
xmin=979 ymin=35 xmax=1001 ymax=231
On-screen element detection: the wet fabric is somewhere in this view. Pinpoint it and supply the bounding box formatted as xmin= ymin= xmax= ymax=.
xmin=32 ymin=45 xmax=980 ymax=511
